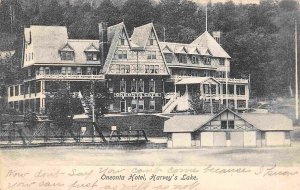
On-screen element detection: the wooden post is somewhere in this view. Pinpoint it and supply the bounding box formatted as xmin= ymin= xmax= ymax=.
xmin=295 ymin=20 xmax=299 ymax=120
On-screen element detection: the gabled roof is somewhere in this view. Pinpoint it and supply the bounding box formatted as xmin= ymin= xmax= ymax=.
xmin=102 ymin=22 xmax=130 ymax=73
xmin=241 ymin=113 xmax=293 ymax=131
xmin=28 ymin=25 xmax=69 ymax=64
xmin=191 ymin=31 xmax=231 ymax=58
xmin=164 ymin=108 xmax=293 ymax=133
xmin=59 ymin=43 xmax=74 ymax=52
xmin=162 ymin=45 xmax=173 ymax=53
xmin=130 ymin=23 xmax=153 ymax=49
xmin=174 ymin=46 xmax=188 ymax=54
xmin=175 ymin=77 xmax=220 ymax=85
xmin=67 ymin=40 xmax=99 ymax=63
xmin=160 ymin=42 xmax=210 ymax=56
xmin=84 ymin=43 xmax=99 ymax=52
xmin=164 ymin=114 xmax=212 ymax=133
xmin=23 ymin=25 xmax=101 ymax=66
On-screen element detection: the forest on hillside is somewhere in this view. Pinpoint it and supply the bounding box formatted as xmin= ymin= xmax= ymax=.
xmin=0 ymin=0 xmax=299 ymax=98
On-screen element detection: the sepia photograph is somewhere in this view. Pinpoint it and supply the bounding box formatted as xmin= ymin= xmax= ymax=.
xmin=0 ymin=0 xmax=300 ymax=189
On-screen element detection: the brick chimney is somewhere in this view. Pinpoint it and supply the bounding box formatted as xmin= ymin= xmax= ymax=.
xmin=99 ymin=22 xmax=108 ymax=66
xmin=212 ymin=31 xmax=221 ymax=45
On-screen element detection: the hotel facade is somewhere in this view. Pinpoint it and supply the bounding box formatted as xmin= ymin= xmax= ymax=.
xmin=7 ymin=22 xmax=249 ymax=115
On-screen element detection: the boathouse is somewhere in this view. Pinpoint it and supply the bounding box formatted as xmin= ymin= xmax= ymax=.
xmin=164 ymin=108 xmax=293 ymax=148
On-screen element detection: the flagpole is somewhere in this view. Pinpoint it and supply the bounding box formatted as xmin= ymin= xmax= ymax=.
xmin=205 ymin=3 xmax=208 ymax=31
xmin=296 ymin=20 xmax=298 ymax=120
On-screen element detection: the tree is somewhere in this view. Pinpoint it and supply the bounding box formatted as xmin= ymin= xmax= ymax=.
xmin=94 ymin=0 xmax=121 ymax=25
xmin=45 ymin=82 xmax=78 ymax=141
xmin=121 ymin=0 xmax=155 ymax=33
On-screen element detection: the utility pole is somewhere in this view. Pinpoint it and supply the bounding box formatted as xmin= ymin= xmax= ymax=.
xmin=295 ymin=20 xmax=299 ymax=120
xmin=163 ymin=27 xmax=166 ymax=42
xmin=136 ymin=51 xmax=139 ymax=113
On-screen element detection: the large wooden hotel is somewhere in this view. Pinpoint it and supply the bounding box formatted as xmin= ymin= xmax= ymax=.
xmin=7 ymin=22 xmax=249 ymax=115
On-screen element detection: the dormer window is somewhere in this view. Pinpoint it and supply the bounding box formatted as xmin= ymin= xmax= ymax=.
xmin=60 ymin=51 xmax=74 ymax=61
xmin=178 ymin=54 xmax=187 ymax=63
xmin=86 ymin=52 xmax=99 ymax=61
xmin=59 ymin=43 xmax=75 ymax=61
xmin=148 ymin=32 xmax=155 ymax=46
xmin=120 ymin=31 xmax=126 ymax=46
xmin=204 ymin=56 xmax=211 ymax=65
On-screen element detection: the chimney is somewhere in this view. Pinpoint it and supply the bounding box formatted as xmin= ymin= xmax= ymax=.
xmin=212 ymin=31 xmax=221 ymax=45
xmin=99 ymin=22 xmax=108 ymax=67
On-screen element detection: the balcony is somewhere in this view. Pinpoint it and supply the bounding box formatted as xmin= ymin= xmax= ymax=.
xmin=24 ymin=73 xmax=105 ymax=82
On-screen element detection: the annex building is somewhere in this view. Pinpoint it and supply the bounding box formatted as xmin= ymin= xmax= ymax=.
xmin=7 ymin=22 xmax=249 ymax=115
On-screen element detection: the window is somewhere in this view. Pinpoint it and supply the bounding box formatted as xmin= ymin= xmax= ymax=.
xmin=138 ymin=100 xmax=144 ymax=110
xmin=131 ymin=80 xmax=136 ymax=92
xmin=178 ymin=54 xmax=187 ymax=63
xmin=28 ymin=68 xmax=32 ymax=77
xmin=204 ymin=84 xmax=209 ymax=94
xmin=147 ymin=51 xmax=156 ymax=59
xmin=228 ymin=121 xmax=234 ymax=129
xmin=204 ymin=57 xmax=211 ymax=65
xmin=9 ymin=87 xmax=13 ymax=97
xmin=211 ymin=84 xmax=216 ymax=94
xmin=66 ymin=67 xmax=72 ymax=75
xmin=149 ymin=79 xmax=155 ymax=93
xmin=76 ymin=67 xmax=82 ymax=75
xmin=236 ymin=85 xmax=245 ymax=95
xmin=146 ymin=65 xmax=159 ymax=74
xmin=39 ymin=67 xmax=44 ymax=75
xmin=120 ymin=32 xmax=126 ymax=46
xmin=61 ymin=67 xmax=66 ymax=75
xmin=60 ymin=51 xmax=74 ymax=61
xmin=154 ymin=65 xmax=159 ymax=73
xmin=220 ymin=58 xmax=225 ymax=65
xmin=121 ymin=38 xmax=125 ymax=45
xmin=115 ymin=65 xmax=120 ymax=74
xmin=221 ymin=121 xmax=234 ymax=129
xmin=20 ymin=85 xmax=24 ymax=95
xmin=108 ymin=79 xmax=113 ymax=93
xmin=138 ymin=79 xmax=144 ymax=92
xmin=148 ymin=32 xmax=155 ymax=46
xmin=149 ymin=100 xmax=155 ymax=110
xmin=115 ymin=50 xmax=127 ymax=60
xmin=237 ymin=100 xmax=246 ymax=108
xmin=119 ymin=65 xmax=130 ymax=74
xmin=86 ymin=67 xmax=92 ymax=75
xmin=45 ymin=67 xmax=50 ymax=74
xmin=86 ymin=52 xmax=99 ymax=61
xmin=15 ymin=86 xmax=19 ymax=96
xmin=120 ymin=79 xmax=126 ymax=93
xmin=221 ymin=121 xmax=227 ymax=129
xmin=125 ymin=65 xmax=130 ymax=73
xmin=222 ymin=84 xmax=227 ymax=94
xmin=25 ymin=54 xmax=27 ymax=61
xmin=229 ymin=85 xmax=234 ymax=94
xmin=192 ymin=56 xmax=199 ymax=64
xmin=164 ymin=54 xmax=173 ymax=63
xmin=131 ymin=99 xmax=137 ymax=109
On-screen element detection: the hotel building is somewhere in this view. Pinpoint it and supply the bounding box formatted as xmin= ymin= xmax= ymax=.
xmin=7 ymin=22 xmax=249 ymax=115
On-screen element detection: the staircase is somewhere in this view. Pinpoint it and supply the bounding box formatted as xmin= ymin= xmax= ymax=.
xmin=162 ymin=98 xmax=178 ymax=113
xmin=78 ymin=91 xmax=95 ymax=119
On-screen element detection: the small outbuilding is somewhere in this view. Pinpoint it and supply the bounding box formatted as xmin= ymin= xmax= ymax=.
xmin=164 ymin=108 xmax=293 ymax=148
